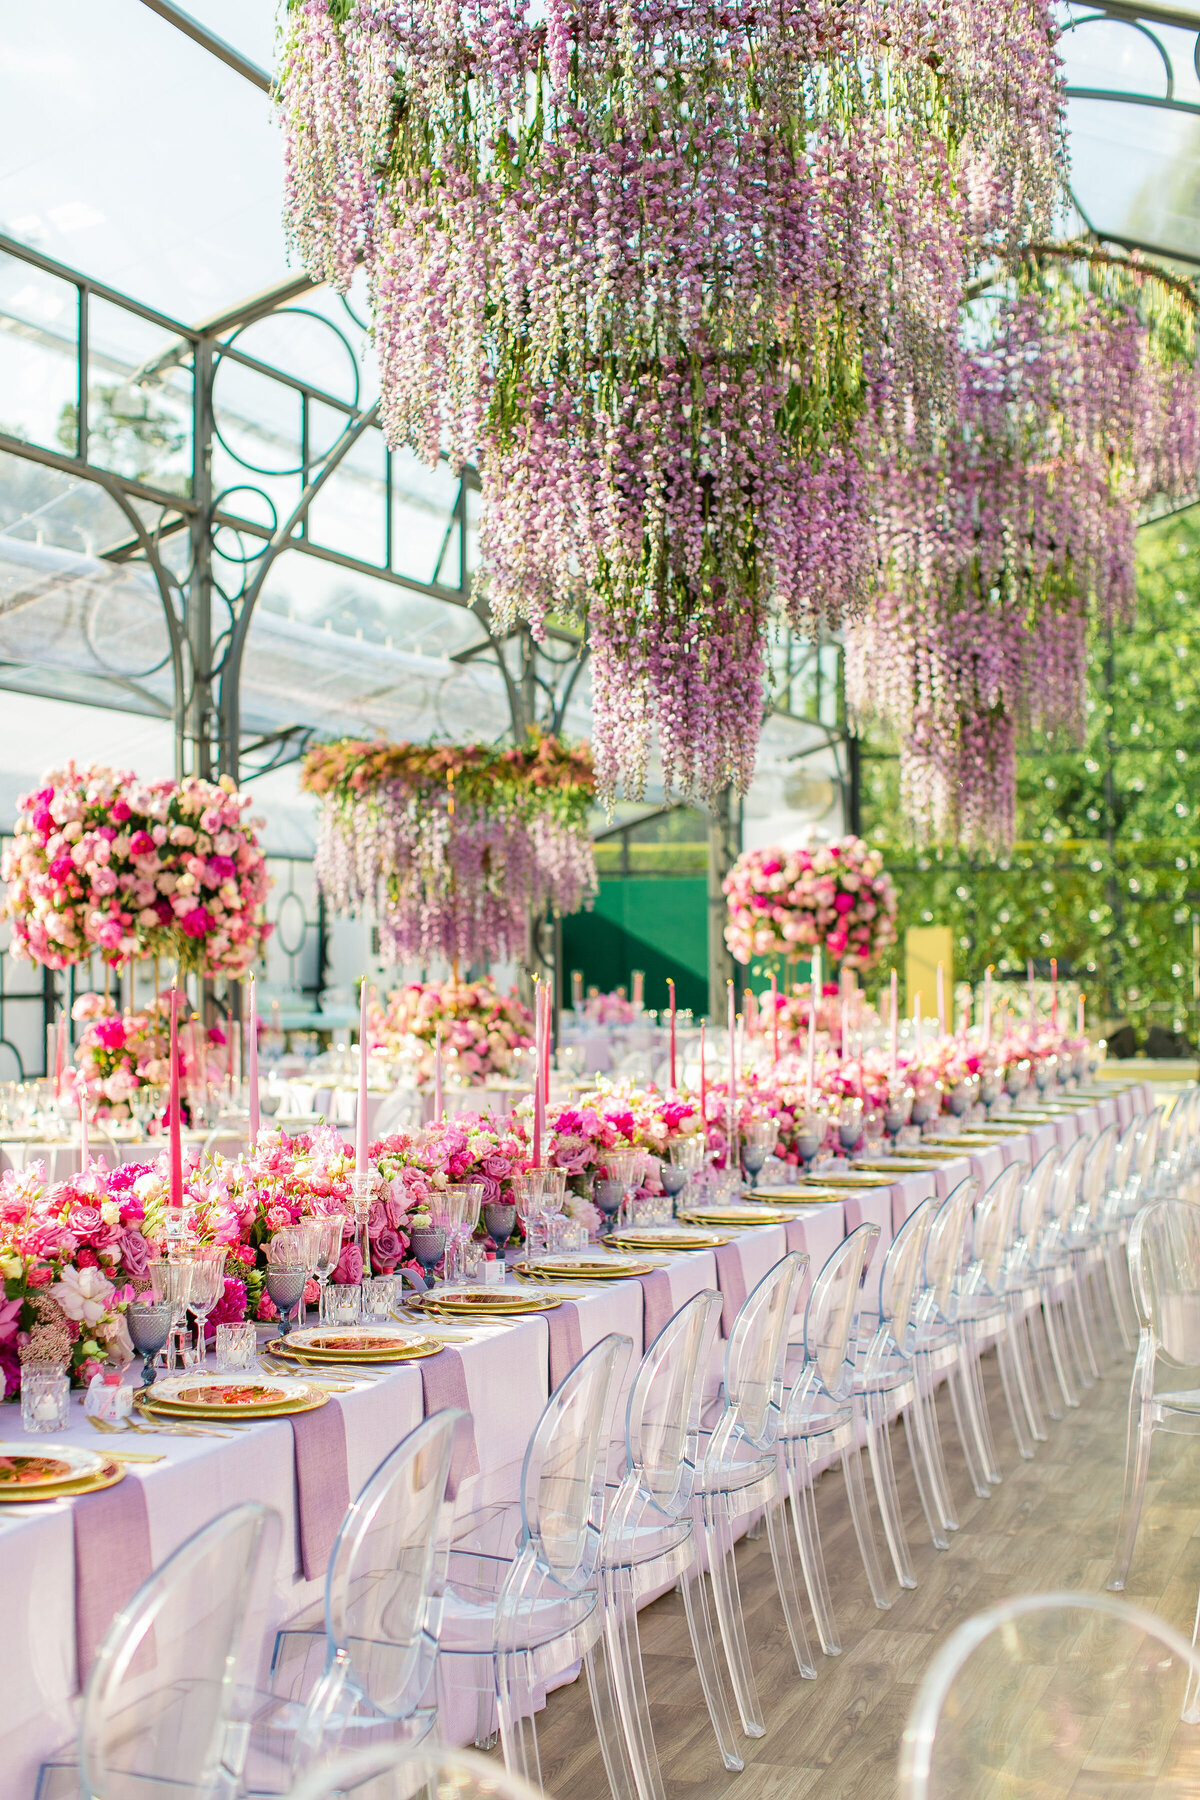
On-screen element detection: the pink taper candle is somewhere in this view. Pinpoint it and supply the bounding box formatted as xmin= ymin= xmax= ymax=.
xmin=889 ymin=969 xmax=898 ymax=1076
xmin=1051 ymin=957 xmax=1058 ymax=1026
xmin=543 ymin=982 xmax=552 ymax=1105
xmin=168 ymin=984 xmax=182 ymax=1209
xmin=983 ymin=966 xmax=993 ymax=1047
xmin=54 ymin=1013 xmax=66 ymax=1098
xmin=805 ymin=984 xmax=816 ymax=1106
xmin=532 ymin=982 xmax=545 ymax=1166
xmin=77 ymin=1070 xmax=89 ymax=1169
xmin=355 ymin=978 xmax=369 ymax=1175
xmin=434 ymin=1024 xmax=443 ymax=1120
xmin=936 ymin=962 xmax=946 ymax=1038
xmin=667 ymin=978 xmax=677 ymax=1091
xmin=1077 ymin=993 xmax=1085 ymax=1037
xmin=699 ymin=1021 xmax=707 ymax=1123
xmin=770 ymin=971 xmax=779 ymax=1065
xmin=913 ymin=995 xmax=923 ymax=1057
xmin=727 ymin=980 xmax=736 ymax=1119
xmin=247 ymin=975 xmax=260 ymax=1148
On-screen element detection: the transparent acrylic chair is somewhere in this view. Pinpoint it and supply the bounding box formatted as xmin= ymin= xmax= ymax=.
xmin=37 ymin=1502 xmax=281 ymax=1800
xmin=286 ymin=1742 xmax=547 ymax=1800
xmin=846 ymin=1205 xmax=958 ymax=1582
xmin=1029 ymin=1134 xmax=1091 ymax=1411
xmin=778 ymin=1224 xmax=896 ymax=1649
xmin=912 ymin=1178 xmax=997 ymax=1502
xmin=1065 ymin=1122 xmax=1120 ymax=1373
xmin=259 ymin=1409 xmax=465 ymax=1781
xmin=958 ymin=1160 xmax=1040 ymax=1465
xmin=1003 ymin=1144 xmax=1066 ymax=1427
xmin=1109 ymin=1199 xmax=1200 ymax=1592
xmin=599 ymin=1289 xmax=739 ymax=1800
xmin=439 ymin=1332 xmax=634 ymax=1797
xmin=691 ymin=1251 xmax=812 ymax=1740
xmin=897 ymin=1591 xmax=1200 ymax=1800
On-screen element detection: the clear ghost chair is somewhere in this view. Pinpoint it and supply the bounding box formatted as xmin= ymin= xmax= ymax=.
xmin=43 ymin=1502 xmax=282 ymax=1800
xmin=912 ymin=1178 xmax=996 ymax=1502
xmin=1125 ymin=1105 xmax=1165 ymax=1216
xmin=1109 ymin=1199 xmax=1200 ymax=1593
xmin=1065 ymin=1122 xmax=1120 ymax=1372
xmin=847 ymin=1205 xmax=959 ymax=1580
xmin=1003 ymin=1145 xmax=1065 ymax=1427
xmin=958 ymin=1160 xmax=1040 ymax=1465
xmin=1033 ymin=1132 xmax=1093 ymax=1406
xmin=897 ymin=1591 xmax=1200 ymax=1800
xmin=439 ymin=1333 xmax=634 ymax=1797
xmin=285 ymin=1742 xmax=547 ymax=1800
xmin=598 ymin=1289 xmax=738 ymax=1800
xmin=690 ymin=1250 xmax=811 ymax=1740
xmin=261 ymin=1408 xmax=465 ymax=1780
xmin=778 ymin=1224 xmax=896 ymax=1651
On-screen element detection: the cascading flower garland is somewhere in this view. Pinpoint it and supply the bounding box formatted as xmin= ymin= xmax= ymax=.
xmin=848 ymin=252 xmax=1200 ymax=846
xmin=277 ymin=0 xmax=1064 ymax=802
xmin=1 ymin=764 xmax=272 ymax=975
xmin=300 ymin=733 xmax=597 ymax=965
xmin=724 ymin=839 xmax=898 ymax=971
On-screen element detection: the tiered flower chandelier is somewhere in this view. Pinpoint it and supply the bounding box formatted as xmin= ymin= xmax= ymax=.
xmin=300 ymin=733 xmax=596 ymax=965
xmin=278 ymin=0 xmax=1063 ymax=805
xmin=847 ymin=253 xmax=1200 ymax=846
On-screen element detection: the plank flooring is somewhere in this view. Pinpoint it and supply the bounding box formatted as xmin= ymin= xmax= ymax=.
xmin=527 ymin=1345 xmax=1200 ymax=1800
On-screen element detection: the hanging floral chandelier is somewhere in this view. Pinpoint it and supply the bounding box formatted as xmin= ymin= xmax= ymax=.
xmin=846 ymin=251 xmax=1200 ymax=847
xmin=300 ymin=733 xmax=597 ymax=965
xmin=278 ymin=0 xmax=1063 ymax=804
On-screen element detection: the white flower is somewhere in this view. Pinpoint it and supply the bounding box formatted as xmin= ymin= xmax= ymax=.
xmin=52 ymin=1265 xmax=116 ymax=1325
xmin=100 ymin=1200 xmax=122 ymax=1226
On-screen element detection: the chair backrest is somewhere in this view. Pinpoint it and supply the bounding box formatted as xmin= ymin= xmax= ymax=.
xmin=1017 ymin=1145 xmax=1060 ymax=1245
xmin=1110 ymin=1116 xmax=1140 ymax=1195
xmin=1128 ymin=1200 xmax=1200 ymax=1363
xmin=721 ymin=1250 xmax=809 ymax=1444
xmin=878 ymin=1202 xmax=937 ymax=1345
xmin=287 ymin=1743 xmax=546 ymax=1800
xmin=322 ymin=1408 xmax=463 ymax=1720
xmin=624 ymin=1289 xmax=722 ymax=1520
xmin=1132 ymin=1106 xmax=1164 ymax=1191
xmin=802 ymin=1224 xmax=881 ymax=1393
xmin=1079 ymin=1122 xmax=1118 ymax=1219
xmin=897 ymin=1590 xmax=1200 ymax=1800
xmin=80 ymin=1502 xmax=281 ymax=1800
xmin=1046 ymin=1133 xmax=1089 ymax=1226
xmin=922 ymin=1179 xmax=978 ymax=1316
xmin=521 ymin=1332 xmax=633 ymax=1588
xmin=971 ymin=1163 xmax=1027 ymax=1288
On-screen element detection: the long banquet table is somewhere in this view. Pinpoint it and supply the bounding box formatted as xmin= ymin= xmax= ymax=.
xmin=0 ymin=1083 xmax=1153 ymax=1799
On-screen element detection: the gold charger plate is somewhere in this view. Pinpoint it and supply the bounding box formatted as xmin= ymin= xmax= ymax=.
xmin=267 ymin=1332 xmax=442 ymax=1365
xmin=678 ymin=1207 xmax=792 ymax=1225
xmin=421 ymin=1289 xmax=562 ymax=1314
xmin=136 ymin=1380 xmax=328 ymax=1421
xmin=798 ymin=1171 xmax=895 ymax=1189
xmin=607 ymin=1231 xmax=730 ymax=1250
xmin=0 ymin=1458 xmax=125 ymax=1503
xmin=516 ymin=1260 xmax=655 ymax=1282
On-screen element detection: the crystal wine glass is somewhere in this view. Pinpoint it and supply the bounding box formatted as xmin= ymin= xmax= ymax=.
xmin=442 ymin=1182 xmax=484 ymax=1284
xmin=127 ymin=1298 xmax=174 ymax=1388
xmin=184 ymin=1245 xmax=227 ymax=1363
xmin=146 ymin=1256 xmax=194 ymax=1372
xmin=741 ymin=1118 xmax=777 ymax=1189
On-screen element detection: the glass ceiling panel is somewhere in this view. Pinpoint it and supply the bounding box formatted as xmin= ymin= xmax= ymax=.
xmin=179 ymin=0 xmax=276 ymax=73
xmin=0 ymin=0 xmax=291 ymax=324
xmin=1068 ymin=98 xmax=1200 ymax=262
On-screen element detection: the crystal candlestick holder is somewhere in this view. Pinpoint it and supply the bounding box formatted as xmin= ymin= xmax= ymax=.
xmin=350 ymin=1170 xmax=375 ymax=1278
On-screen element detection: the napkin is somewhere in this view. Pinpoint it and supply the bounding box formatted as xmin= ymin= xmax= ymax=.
xmin=637 ymin=1268 xmax=676 ymax=1346
xmin=74 ymin=1473 xmax=154 ymax=1682
xmin=290 ymin=1402 xmax=351 ymax=1581
xmin=420 ymin=1349 xmax=481 ymax=1498
xmin=713 ymin=1242 xmax=748 ymax=1336
xmin=546 ymin=1300 xmax=584 ymax=1390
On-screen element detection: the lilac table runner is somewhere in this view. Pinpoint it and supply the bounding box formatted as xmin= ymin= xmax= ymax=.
xmin=546 ymin=1300 xmax=584 ymax=1390
xmin=290 ymin=1401 xmax=352 ymax=1580
xmin=73 ymin=1472 xmax=154 ymax=1681
xmin=419 ymin=1348 xmax=481 ymax=1497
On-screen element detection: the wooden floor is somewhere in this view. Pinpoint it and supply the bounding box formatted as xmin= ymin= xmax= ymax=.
xmin=531 ymin=1345 xmax=1200 ymax=1800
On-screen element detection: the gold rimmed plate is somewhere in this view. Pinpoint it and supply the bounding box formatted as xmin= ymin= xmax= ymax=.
xmin=517 ymin=1256 xmax=656 ymax=1282
xmin=607 ymin=1230 xmax=730 ymax=1251
xmin=679 ymin=1205 xmax=793 ymax=1225
xmin=797 ymin=1171 xmax=895 ymax=1189
xmin=137 ymin=1374 xmax=328 ymax=1419
xmin=419 ymin=1287 xmax=562 ymax=1315
xmin=0 ymin=1454 xmax=125 ymax=1503
xmin=0 ymin=1443 xmax=110 ymax=1496
xmin=269 ymin=1326 xmax=442 ymax=1364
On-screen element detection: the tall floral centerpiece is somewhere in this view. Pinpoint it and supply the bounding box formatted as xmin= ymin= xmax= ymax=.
xmin=1 ymin=763 xmax=272 ymax=975
xmin=72 ymin=994 xmax=173 ymax=1113
xmin=724 ymin=839 xmax=898 ymax=972
xmin=301 ymin=732 xmax=596 ymax=966
xmin=371 ymin=977 xmax=534 ymax=1083
xmin=278 ymin=0 xmax=1063 ymax=804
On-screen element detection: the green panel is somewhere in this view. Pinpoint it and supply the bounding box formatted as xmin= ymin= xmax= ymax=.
xmin=562 ymin=877 xmax=708 ymax=1014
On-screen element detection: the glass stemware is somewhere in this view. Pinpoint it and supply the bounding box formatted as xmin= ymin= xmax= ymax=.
xmin=441 ymin=1182 xmax=484 ymax=1284
xmin=299 ymin=1215 xmax=344 ymax=1324
xmin=512 ymin=1167 xmax=568 ymax=1259
xmin=146 ymin=1257 xmax=194 ymax=1372
xmin=741 ymin=1118 xmax=777 ymax=1188
xmin=600 ymin=1149 xmax=641 ymax=1231
xmin=127 ymin=1298 xmax=174 ymax=1387
xmin=184 ymin=1245 xmax=227 ymax=1363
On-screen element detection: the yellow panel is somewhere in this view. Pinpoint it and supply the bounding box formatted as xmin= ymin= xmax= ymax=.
xmin=905 ymin=925 xmax=953 ymax=1023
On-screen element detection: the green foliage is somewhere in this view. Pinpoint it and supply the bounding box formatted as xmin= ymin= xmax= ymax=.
xmin=861 ymin=506 xmax=1200 ymax=1032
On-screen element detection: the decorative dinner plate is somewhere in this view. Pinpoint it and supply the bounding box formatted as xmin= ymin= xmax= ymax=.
xmin=0 ymin=1443 xmax=109 ymax=1494
xmin=0 ymin=1455 xmax=125 ymax=1503
xmin=270 ymin=1326 xmax=442 ymax=1364
xmin=678 ymin=1205 xmax=792 ymax=1225
xmin=797 ymin=1171 xmax=894 ymax=1188
xmin=418 ymin=1287 xmax=561 ymax=1315
xmin=138 ymin=1374 xmax=327 ymax=1418
xmin=607 ymin=1230 xmax=729 ymax=1250
xmin=517 ymin=1256 xmax=656 ymax=1281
